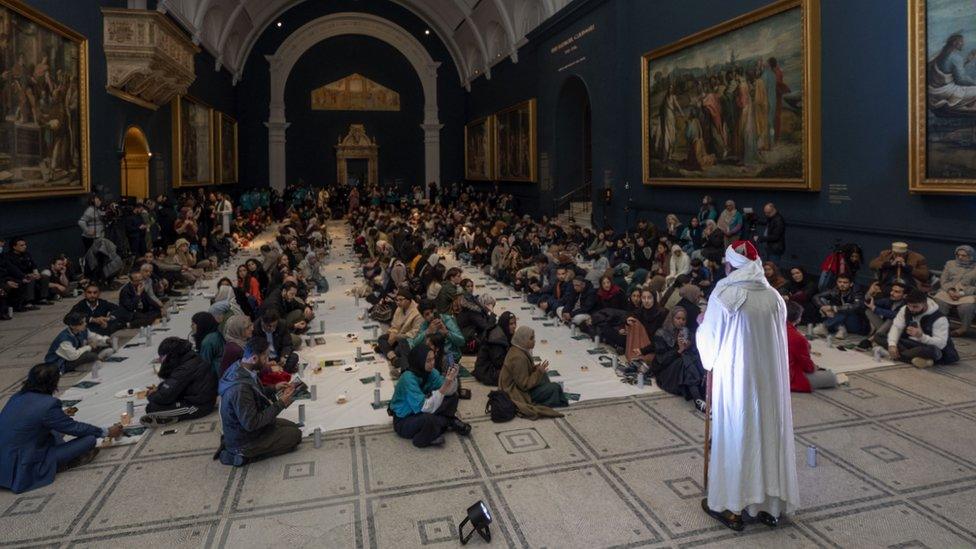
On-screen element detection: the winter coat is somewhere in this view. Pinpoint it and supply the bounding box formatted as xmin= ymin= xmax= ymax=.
xmin=473 ymin=323 xmax=509 ymax=386
xmin=150 ymin=344 xmax=217 ymax=409
xmin=498 ymin=346 xmax=563 ymax=419
xmin=218 ymin=362 xmax=286 ymax=453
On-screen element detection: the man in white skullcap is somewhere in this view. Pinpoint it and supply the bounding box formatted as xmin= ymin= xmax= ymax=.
xmin=696 ymin=240 xmax=799 ymax=531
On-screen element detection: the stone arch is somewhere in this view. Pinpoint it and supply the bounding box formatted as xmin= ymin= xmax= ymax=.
xmin=265 ymin=12 xmax=442 ymax=191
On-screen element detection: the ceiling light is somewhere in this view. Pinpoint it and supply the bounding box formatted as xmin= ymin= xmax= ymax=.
xmin=424 ymin=29 xmax=430 ymax=35
xmin=276 ymin=21 xmax=283 ymax=28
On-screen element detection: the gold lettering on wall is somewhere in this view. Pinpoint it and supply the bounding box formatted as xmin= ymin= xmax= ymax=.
xmin=310 ymin=73 xmax=400 ymax=112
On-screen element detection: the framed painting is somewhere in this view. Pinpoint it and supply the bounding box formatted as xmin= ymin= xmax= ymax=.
xmin=214 ymin=111 xmax=237 ymax=184
xmin=641 ymin=0 xmax=820 ymax=190
xmin=909 ymin=0 xmax=976 ymax=194
xmin=494 ymin=98 xmax=537 ymax=182
xmin=464 ymin=115 xmax=493 ymax=180
xmin=0 ymin=0 xmax=90 ymax=201
xmin=171 ymin=95 xmax=213 ymax=187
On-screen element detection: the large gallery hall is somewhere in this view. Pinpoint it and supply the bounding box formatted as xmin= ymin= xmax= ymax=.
xmin=0 ymin=0 xmax=974 ymax=547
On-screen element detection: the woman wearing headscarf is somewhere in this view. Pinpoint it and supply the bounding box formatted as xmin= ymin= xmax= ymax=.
xmin=628 ymin=268 xmax=650 ymax=295
xmin=700 ymin=219 xmax=725 ymax=264
xmin=244 ymin=259 xmax=269 ymax=298
xmin=456 ymin=285 xmax=493 ymax=349
xmin=633 ymin=236 xmax=655 ymax=271
xmin=220 ymin=316 xmax=252 ymax=374
xmin=389 ymin=334 xmax=469 ymax=447
xmin=474 ymin=311 xmax=516 ymax=386
xmin=209 ymin=284 xmax=244 ymax=325
xmin=498 ymin=326 xmax=567 ymax=418
xmin=170 ymin=238 xmax=205 ymax=283
xmin=717 ymin=200 xmax=743 ymax=246
xmin=784 ymin=266 xmax=819 ymax=325
xmin=676 ymin=284 xmax=704 ymax=334
xmin=651 ymin=306 xmax=707 ymax=412
xmin=626 ymin=289 xmax=668 ymax=361
xmin=933 ymin=244 xmax=976 ymax=336
xmin=596 ymin=275 xmax=627 ymax=310
xmin=666 ymin=245 xmax=692 ymax=287
xmin=191 ymin=312 xmax=224 ymax=375
xmin=260 ymin=245 xmax=281 ymax=273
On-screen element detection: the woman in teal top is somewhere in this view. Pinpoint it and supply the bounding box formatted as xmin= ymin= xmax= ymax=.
xmin=390 ymin=334 xmax=470 ymax=447
xmin=191 ymin=312 xmax=225 ymax=375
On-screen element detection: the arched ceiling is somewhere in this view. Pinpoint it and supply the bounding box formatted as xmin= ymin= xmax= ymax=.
xmin=156 ymin=0 xmax=571 ymax=87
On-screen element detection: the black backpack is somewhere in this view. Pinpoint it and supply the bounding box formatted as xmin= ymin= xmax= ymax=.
xmin=485 ymin=390 xmax=517 ymax=422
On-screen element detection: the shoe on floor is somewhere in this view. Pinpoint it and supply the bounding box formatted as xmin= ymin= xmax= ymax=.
xmin=450 ymin=417 xmax=472 ymax=436
xmin=856 ymin=338 xmax=873 ymax=350
xmin=701 ymin=499 xmax=744 ymax=532
xmin=911 ymin=357 xmax=934 ymax=369
xmin=836 ymin=373 xmax=850 ymax=386
xmin=694 ymin=399 xmax=707 ymax=413
xmin=835 ymin=326 xmax=848 ymax=340
xmin=58 ymin=447 xmax=99 ymax=472
xmin=140 ymin=414 xmax=180 ymax=427
xmin=756 ymin=511 xmax=779 ymax=528
xmin=812 ymin=323 xmax=828 ymax=337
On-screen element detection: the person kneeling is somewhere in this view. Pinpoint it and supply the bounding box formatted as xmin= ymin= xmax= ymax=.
xmin=0 ymin=364 xmax=123 ymax=493
xmin=389 ymin=334 xmax=470 ymax=448
xmin=651 ymin=307 xmax=707 ymax=412
xmin=785 ymin=302 xmax=838 ymax=392
xmin=44 ymin=312 xmax=112 ymax=374
xmin=216 ymin=337 xmax=301 ymax=465
xmin=141 ymin=337 xmax=217 ymax=426
xmin=499 ymin=326 xmax=568 ymax=419
xmin=886 ymin=289 xmax=960 ymax=369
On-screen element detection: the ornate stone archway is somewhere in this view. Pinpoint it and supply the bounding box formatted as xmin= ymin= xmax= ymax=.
xmin=335 ymin=124 xmax=378 ymax=186
xmin=265 ymin=12 xmax=442 ymax=191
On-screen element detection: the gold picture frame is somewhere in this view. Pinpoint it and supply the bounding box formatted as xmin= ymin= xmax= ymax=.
xmin=493 ymin=98 xmax=538 ymax=182
xmin=908 ymin=0 xmax=976 ymax=194
xmin=464 ymin=115 xmax=493 ymax=180
xmin=0 ymin=0 xmax=90 ymax=201
xmin=641 ymin=0 xmax=820 ymax=190
xmin=214 ymin=111 xmax=237 ymax=184
xmin=171 ymin=95 xmax=214 ymax=187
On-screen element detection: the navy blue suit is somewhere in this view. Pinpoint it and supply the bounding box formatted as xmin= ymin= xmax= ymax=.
xmin=0 ymin=391 xmax=103 ymax=493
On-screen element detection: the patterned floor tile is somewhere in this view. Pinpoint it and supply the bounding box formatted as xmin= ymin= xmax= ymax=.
xmin=884 ymin=411 xmax=976 ymax=465
xmin=642 ymin=397 xmax=707 ymax=444
xmin=679 ymin=526 xmax=822 ymax=548
xmin=68 ymin=520 xmax=215 ymax=548
xmin=368 ymin=483 xmax=510 ymax=548
xmin=132 ymin=416 xmax=222 ymax=458
xmin=82 ymin=454 xmax=235 ymax=533
xmin=561 ymin=401 xmax=690 ymax=458
xmin=233 ymin=436 xmax=357 ymax=511
xmin=361 ymin=430 xmax=478 ymax=492
xmin=493 ymin=465 xmax=658 ymax=547
xmin=467 ymin=419 xmax=588 ymax=475
xmin=814 ymin=376 xmax=936 ymax=418
xmin=217 ymin=502 xmax=360 ymax=548
xmin=804 ymin=502 xmax=973 ymax=548
xmin=791 ymin=392 xmax=862 ymax=430
xmin=801 ymin=424 xmax=976 ymax=493
xmin=0 ymin=465 xmax=115 ymax=545
xmin=912 ymin=484 xmax=976 ymax=540
xmin=866 ymin=368 xmax=976 ymax=406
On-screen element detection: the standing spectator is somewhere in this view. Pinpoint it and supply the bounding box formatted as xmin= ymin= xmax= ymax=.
xmin=0 ymin=363 xmax=123 ymax=493
xmin=717 ymin=200 xmax=743 ymax=246
xmin=697 ymin=195 xmax=718 ymax=224
xmin=754 ymin=202 xmax=786 ymax=262
xmin=77 ymin=195 xmax=105 ymax=252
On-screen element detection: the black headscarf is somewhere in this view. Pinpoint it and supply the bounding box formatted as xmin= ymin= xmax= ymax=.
xmin=407 ymin=343 xmax=432 ymax=386
xmin=498 ymin=311 xmax=516 ymax=342
xmin=191 ymin=312 xmax=220 ymax=352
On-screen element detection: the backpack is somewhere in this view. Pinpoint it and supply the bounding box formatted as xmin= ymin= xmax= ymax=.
xmin=485 ymin=390 xmax=517 ymax=422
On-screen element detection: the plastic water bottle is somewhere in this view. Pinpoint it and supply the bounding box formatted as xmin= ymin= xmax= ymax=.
xmin=372 ymin=325 xmax=379 ymax=339
xmin=873 ymin=347 xmax=883 ymax=362
xmin=356 ymin=346 xmax=362 ymax=360
xmin=825 ymin=334 xmax=833 ymax=347
xmin=319 ymin=319 xmax=325 ymax=333
xmin=145 ymin=327 xmax=153 ymax=348
xmin=310 ymin=385 xmax=317 ymax=401
xmin=91 ymin=361 xmax=101 ymax=380
xmin=373 ymin=388 xmax=381 ymax=406
xmin=374 ymin=372 xmax=381 ymax=387
xmin=298 ymin=404 xmax=306 ymax=425
xmin=806 ymin=323 xmax=813 ymax=337
xmin=126 ymin=400 xmax=135 ymax=418
xmin=807 ymin=446 xmax=818 ymax=467
xmin=594 ymin=335 xmax=601 ymax=347
xmin=313 ymin=427 xmax=323 ymax=449
xmin=354 ymin=295 xmax=359 ymax=307
xmin=111 ymin=335 xmax=119 ymax=351
xmin=637 ymin=372 xmax=645 ymax=389
xmin=611 ymin=354 xmax=618 ymax=369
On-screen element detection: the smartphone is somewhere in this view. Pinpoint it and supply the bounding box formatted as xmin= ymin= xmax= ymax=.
xmin=161 ymin=429 xmax=178 ymax=436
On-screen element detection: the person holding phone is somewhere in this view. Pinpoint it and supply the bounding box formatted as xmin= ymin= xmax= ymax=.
xmin=389 ymin=333 xmax=471 ymax=448
xmin=215 ymin=337 xmax=301 ymax=466
xmin=498 ymin=326 xmax=568 ymax=419
xmin=0 ymin=363 xmax=123 ymax=493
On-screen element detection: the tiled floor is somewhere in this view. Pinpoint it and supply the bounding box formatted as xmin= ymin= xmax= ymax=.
xmin=1 ymin=295 xmax=975 ymax=548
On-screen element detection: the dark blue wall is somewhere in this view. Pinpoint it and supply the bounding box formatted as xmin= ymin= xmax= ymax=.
xmin=0 ymin=0 xmax=238 ymax=266
xmin=284 ymin=36 xmax=423 ymax=188
xmin=235 ymin=0 xmax=465 ymax=189
xmin=466 ymin=0 xmax=975 ymax=273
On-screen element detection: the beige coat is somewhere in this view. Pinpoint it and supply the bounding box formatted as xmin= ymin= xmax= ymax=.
xmin=389 ymin=302 xmax=423 ymax=341
xmin=498 ymin=347 xmax=563 ymax=419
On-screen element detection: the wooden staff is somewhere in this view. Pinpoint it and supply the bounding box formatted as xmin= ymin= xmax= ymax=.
xmin=703 ymin=370 xmax=713 ymax=490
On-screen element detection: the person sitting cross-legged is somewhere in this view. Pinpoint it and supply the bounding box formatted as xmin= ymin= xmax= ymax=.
xmin=812 ymin=273 xmax=865 ymax=339
xmin=473 ymin=311 xmax=516 ymax=386
xmin=499 ymin=326 xmax=568 ymax=419
xmin=862 ymin=281 xmax=907 ymax=349
xmin=140 ymin=337 xmax=217 ymax=426
xmin=389 ymin=333 xmax=470 ymax=448
xmin=0 ymin=363 xmax=123 ymax=493
xmin=886 ymin=289 xmax=960 ymax=369
xmin=216 ymin=337 xmax=301 ymax=466
xmin=68 ymin=283 xmax=124 ymax=336
xmin=118 ymin=268 xmax=161 ymax=328
xmin=44 ymin=312 xmax=113 ymax=374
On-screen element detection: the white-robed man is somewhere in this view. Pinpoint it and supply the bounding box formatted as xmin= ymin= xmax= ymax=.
xmin=696 ymin=240 xmax=799 ymax=531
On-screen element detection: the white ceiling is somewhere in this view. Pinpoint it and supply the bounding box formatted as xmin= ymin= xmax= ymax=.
xmin=156 ymin=0 xmax=570 ymax=86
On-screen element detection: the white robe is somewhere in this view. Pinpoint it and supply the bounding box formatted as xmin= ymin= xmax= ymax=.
xmin=696 ymin=259 xmax=799 ymax=516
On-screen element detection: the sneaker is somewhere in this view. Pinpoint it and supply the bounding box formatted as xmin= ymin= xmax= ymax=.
xmin=140 ymin=414 xmax=180 ymax=427
xmin=835 ymin=326 xmax=848 ymax=340
xmin=836 ymin=373 xmax=850 ymax=386
xmin=694 ymin=398 xmax=707 ymax=413
xmin=813 ymin=323 xmax=828 ymax=337
xmin=911 ymin=357 xmax=934 ymax=369
xmin=450 ymin=417 xmax=472 ymax=436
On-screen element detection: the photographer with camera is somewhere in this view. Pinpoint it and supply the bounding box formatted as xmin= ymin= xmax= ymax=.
xmin=753 ymin=203 xmax=786 ymax=263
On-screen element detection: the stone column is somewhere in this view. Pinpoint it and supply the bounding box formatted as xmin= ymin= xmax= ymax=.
xmin=422 ymin=122 xmax=443 ymax=199
xmin=265 ymin=118 xmax=289 ymax=193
